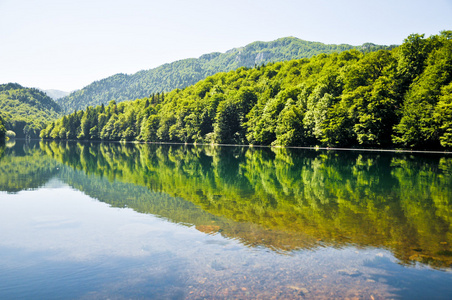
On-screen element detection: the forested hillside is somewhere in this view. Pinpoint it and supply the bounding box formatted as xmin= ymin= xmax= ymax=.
xmin=0 ymin=114 xmax=6 ymax=140
xmin=57 ymin=37 xmax=392 ymax=112
xmin=42 ymin=32 xmax=452 ymax=150
xmin=0 ymin=83 xmax=62 ymax=138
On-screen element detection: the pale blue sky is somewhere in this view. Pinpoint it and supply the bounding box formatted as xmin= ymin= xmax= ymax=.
xmin=1 ymin=0 xmax=451 ymax=91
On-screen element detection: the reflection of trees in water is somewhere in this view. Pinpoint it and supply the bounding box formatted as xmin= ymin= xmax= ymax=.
xmin=40 ymin=141 xmax=452 ymax=269
xmin=0 ymin=141 xmax=59 ymax=193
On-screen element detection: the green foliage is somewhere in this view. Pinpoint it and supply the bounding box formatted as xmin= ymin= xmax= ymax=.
xmin=5 ymin=130 xmax=16 ymax=139
xmin=0 ymin=83 xmax=62 ymax=138
xmin=56 ymin=37 xmax=393 ymax=112
xmin=393 ymin=32 xmax=452 ymax=148
xmin=0 ymin=114 xmax=6 ymax=140
xmin=435 ymin=82 xmax=452 ymax=147
xmin=274 ymin=99 xmax=305 ymax=146
xmin=214 ymin=99 xmax=242 ymax=144
xmin=43 ymin=32 xmax=452 ymax=150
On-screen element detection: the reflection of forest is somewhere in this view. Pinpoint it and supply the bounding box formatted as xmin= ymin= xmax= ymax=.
xmin=4 ymin=141 xmax=452 ymax=269
xmin=0 ymin=141 xmax=59 ymax=193
xmin=56 ymin=166 xmax=320 ymax=253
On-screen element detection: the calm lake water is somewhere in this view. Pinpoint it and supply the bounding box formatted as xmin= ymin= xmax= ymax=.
xmin=1 ymin=140 xmax=451 ymax=299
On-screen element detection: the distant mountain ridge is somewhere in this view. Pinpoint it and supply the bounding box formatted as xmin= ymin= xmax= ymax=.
xmin=41 ymin=89 xmax=70 ymax=100
xmin=57 ymin=37 xmax=393 ymax=112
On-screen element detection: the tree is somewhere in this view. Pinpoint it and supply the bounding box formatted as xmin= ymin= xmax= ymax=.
xmin=393 ymin=36 xmax=452 ymax=149
xmin=140 ymin=115 xmax=160 ymax=142
xmin=321 ymin=100 xmax=356 ymax=147
xmin=214 ymin=99 xmax=241 ymax=144
xmin=78 ymin=107 xmax=98 ymax=140
xmin=353 ymin=76 xmax=398 ymax=147
xmin=274 ymin=99 xmax=305 ymax=146
xmin=0 ymin=116 xmax=6 ymax=140
xmin=435 ymin=82 xmax=452 ymax=148
xmin=397 ymin=33 xmax=430 ymax=91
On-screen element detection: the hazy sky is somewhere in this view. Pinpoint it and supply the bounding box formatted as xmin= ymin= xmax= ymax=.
xmin=1 ymin=0 xmax=451 ymax=91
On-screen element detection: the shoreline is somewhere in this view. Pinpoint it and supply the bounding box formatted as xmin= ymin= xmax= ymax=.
xmin=23 ymin=138 xmax=452 ymax=155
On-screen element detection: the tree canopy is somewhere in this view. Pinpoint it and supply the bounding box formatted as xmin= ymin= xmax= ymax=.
xmin=42 ymin=32 xmax=452 ymax=150
xmin=0 ymin=83 xmax=62 ymax=138
xmin=0 ymin=114 xmax=6 ymax=141
xmin=56 ymin=37 xmax=393 ymax=113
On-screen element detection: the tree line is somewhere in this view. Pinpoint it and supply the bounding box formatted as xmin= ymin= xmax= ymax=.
xmin=56 ymin=37 xmax=393 ymax=113
xmin=41 ymin=32 xmax=452 ymax=150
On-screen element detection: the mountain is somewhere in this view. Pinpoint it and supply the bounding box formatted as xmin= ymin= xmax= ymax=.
xmin=0 ymin=83 xmax=62 ymax=138
xmin=41 ymin=89 xmax=70 ymax=100
xmin=42 ymin=32 xmax=452 ymax=150
xmin=57 ymin=37 xmax=393 ymax=112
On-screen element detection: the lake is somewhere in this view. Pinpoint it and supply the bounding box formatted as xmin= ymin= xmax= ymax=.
xmin=1 ymin=140 xmax=451 ymax=299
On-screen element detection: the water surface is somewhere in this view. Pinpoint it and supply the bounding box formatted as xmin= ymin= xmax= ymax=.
xmin=0 ymin=140 xmax=451 ymax=299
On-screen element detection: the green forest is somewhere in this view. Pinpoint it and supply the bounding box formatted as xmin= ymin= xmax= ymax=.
xmin=56 ymin=37 xmax=392 ymax=112
xmin=41 ymin=32 xmax=452 ymax=150
xmin=0 ymin=114 xmax=6 ymax=141
xmin=0 ymin=83 xmax=62 ymax=138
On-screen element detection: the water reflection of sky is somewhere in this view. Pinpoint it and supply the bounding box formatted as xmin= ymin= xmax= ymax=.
xmin=1 ymin=179 xmax=452 ymax=299
xmin=0 ymin=179 xmax=203 ymax=261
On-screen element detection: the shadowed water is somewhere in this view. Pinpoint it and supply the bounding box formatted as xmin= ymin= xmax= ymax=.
xmin=0 ymin=140 xmax=451 ymax=299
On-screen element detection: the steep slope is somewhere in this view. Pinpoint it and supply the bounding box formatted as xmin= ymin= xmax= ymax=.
xmin=57 ymin=37 xmax=392 ymax=112
xmin=42 ymin=32 xmax=452 ymax=150
xmin=0 ymin=83 xmax=62 ymax=138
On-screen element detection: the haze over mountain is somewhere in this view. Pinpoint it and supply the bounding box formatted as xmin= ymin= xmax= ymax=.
xmin=56 ymin=37 xmax=392 ymax=112
xmin=41 ymin=89 xmax=70 ymax=100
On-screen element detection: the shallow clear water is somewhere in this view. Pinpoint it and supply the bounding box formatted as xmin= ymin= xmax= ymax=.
xmin=0 ymin=140 xmax=451 ymax=299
